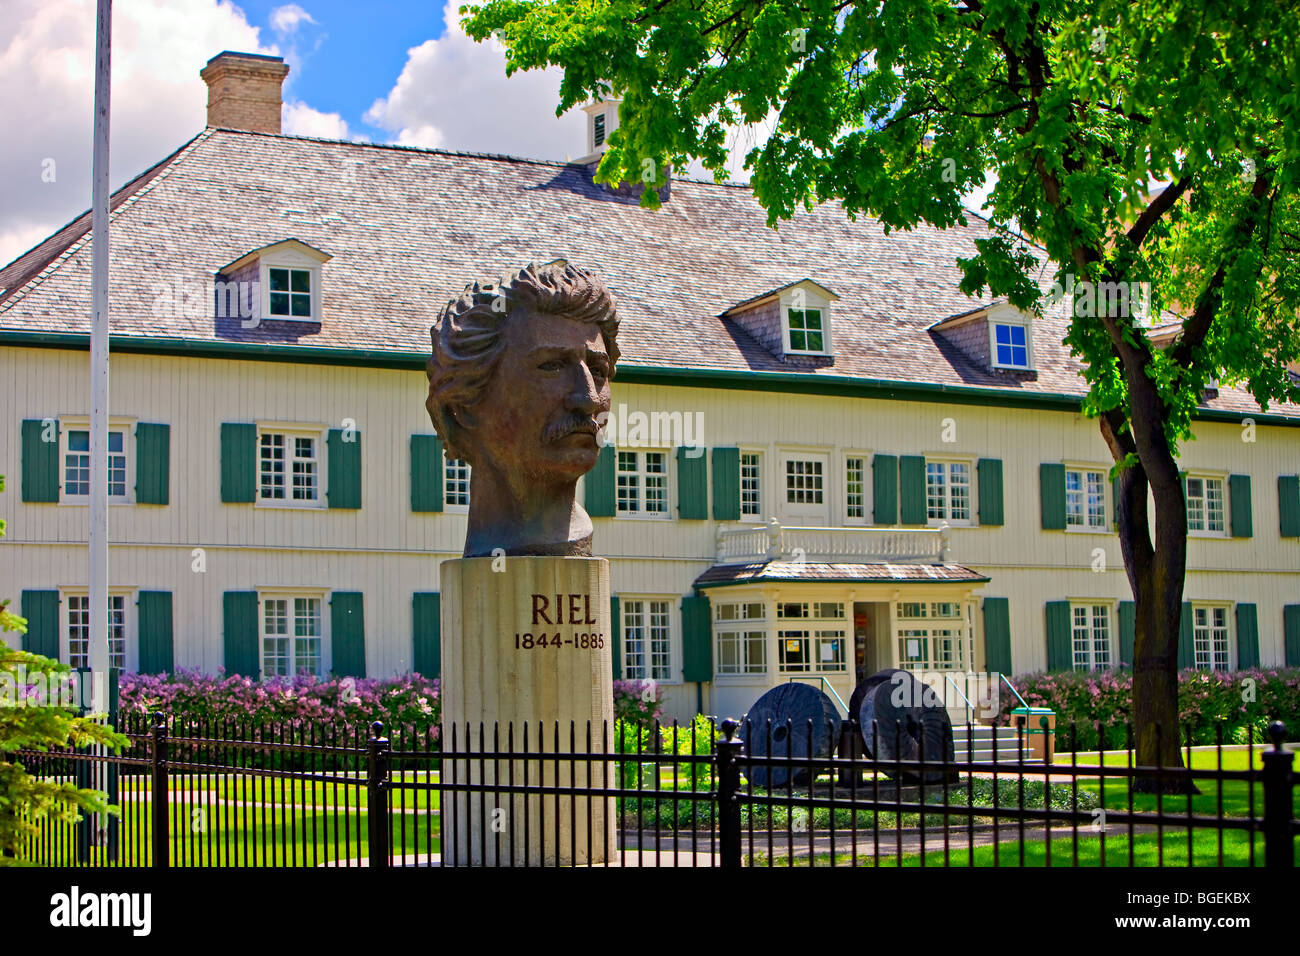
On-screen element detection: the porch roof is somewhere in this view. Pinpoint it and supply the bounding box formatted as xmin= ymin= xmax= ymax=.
xmin=693 ymin=561 xmax=991 ymax=589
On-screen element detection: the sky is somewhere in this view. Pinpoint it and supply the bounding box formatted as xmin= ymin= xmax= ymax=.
xmin=0 ymin=0 xmax=992 ymax=268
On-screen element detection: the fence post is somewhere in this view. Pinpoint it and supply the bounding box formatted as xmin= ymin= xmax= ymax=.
xmin=368 ymin=721 xmax=391 ymax=869
xmin=1262 ymin=721 xmax=1295 ymax=868
xmin=717 ymin=718 xmax=742 ymax=869
xmin=151 ymin=712 xmax=169 ymax=869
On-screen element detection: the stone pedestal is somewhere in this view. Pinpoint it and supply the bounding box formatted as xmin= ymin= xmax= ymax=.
xmin=440 ymin=556 xmax=616 ymax=866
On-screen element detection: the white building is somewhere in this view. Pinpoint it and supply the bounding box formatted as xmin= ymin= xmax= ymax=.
xmin=2 ymin=52 xmax=1297 ymax=724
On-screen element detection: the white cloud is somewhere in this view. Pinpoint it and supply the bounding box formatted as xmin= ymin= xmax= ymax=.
xmin=282 ymin=100 xmax=349 ymax=140
xmin=0 ymin=0 xmax=278 ymax=266
xmin=270 ymin=4 xmax=316 ymax=35
xmin=364 ymin=0 xmax=585 ymax=161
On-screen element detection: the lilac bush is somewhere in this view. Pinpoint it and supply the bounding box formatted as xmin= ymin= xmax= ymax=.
xmin=119 ymin=669 xmax=441 ymax=741
xmin=1001 ymin=667 xmax=1300 ymax=750
xmin=612 ymin=678 xmax=663 ymax=726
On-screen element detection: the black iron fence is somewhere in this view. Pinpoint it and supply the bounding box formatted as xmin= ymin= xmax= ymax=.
xmin=12 ymin=714 xmax=1297 ymax=867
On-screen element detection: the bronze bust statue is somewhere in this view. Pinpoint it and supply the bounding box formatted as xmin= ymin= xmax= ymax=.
xmin=426 ymin=261 xmax=620 ymax=558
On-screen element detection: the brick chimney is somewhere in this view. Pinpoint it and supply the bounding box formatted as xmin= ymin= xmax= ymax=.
xmin=200 ymin=51 xmax=289 ymax=133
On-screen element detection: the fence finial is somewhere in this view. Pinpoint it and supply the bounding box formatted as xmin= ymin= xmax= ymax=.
xmin=1268 ymin=720 xmax=1286 ymax=751
xmin=370 ymin=720 xmax=385 ymax=740
xmin=719 ymin=717 xmax=738 ymax=741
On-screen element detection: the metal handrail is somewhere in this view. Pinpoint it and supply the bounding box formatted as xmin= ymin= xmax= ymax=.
xmin=944 ymin=674 xmax=975 ymax=725
xmin=1000 ymin=673 xmax=1030 ymax=712
xmin=786 ymin=676 xmax=849 ymax=717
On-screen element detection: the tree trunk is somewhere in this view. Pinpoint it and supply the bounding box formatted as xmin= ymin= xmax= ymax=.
xmin=1105 ymin=414 xmax=1198 ymax=795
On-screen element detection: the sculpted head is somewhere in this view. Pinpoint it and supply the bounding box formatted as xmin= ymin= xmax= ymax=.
xmin=426 ymin=262 xmax=620 ymax=556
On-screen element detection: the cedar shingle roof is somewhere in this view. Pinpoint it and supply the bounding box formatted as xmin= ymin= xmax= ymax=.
xmin=0 ymin=126 xmax=1292 ymax=418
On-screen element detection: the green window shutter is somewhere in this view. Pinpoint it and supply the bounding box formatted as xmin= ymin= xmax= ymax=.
xmin=898 ymin=455 xmax=926 ymax=525
xmin=977 ymin=458 xmax=1004 ymax=526
xmin=1228 ymin=475 xmax=1252 ymax=538
xmin=410 ymin=435 xmax=444 ymax=512
xmin=222 ymin=591 xmax=260 ymax=677
xmin=872 ymin=453 xmax=897 ymax=525
xmin=330 ymin=591 xmax=366 ymax=678
xmin=1112 ymin=473 xmax=1122 ymax=531
xmin=982 ymin=597 xmax=1011 ymax=675
xmin=220 ymin=423 xmax=257 ymax=503
xmin=676 ymin=447 xmax=708 ymax=519
xmin=711 ymin=447 xmax=740 ymax=520
xmin=137 ymin=591 xmax=174 ymax=674
xmin=681 ymin=595 xmax=712 ymax=682
xmin=1284 ymin=605 xmax=1300 ymax=667
xmin=1235 ymin=603 xmax=1259 ymax=669
xmin=134 ymin=423 xmax=171 ymax=505
xmin=610 ymin=595 xmax=621 ymax=678
xmin=412 ymin=592 xmax=441 ymax=677
xmin=1044 ymin=601 xmax=1072 ymax=672
xmin=20 ymin=590 xmax=60 ymax=660
xmin=1178 ymin=602 xmax=1194 ymax=669
xmin=1278 ymin=476 xmax=1300 ymax=538
xmin=327 ymin=428 xmax=362 ymax=509
xmin=1118 ymin=601 xmax=1137 ymax=667
xmin=21 ymin=419 xmax=59 ymax=502
xmin=1039 ymin=463 xmax=1066 ymax=530
xmin=585 ymin=446 xmax=616 ymax=517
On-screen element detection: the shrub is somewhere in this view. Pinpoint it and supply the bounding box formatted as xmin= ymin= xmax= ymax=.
xmin=119 ymin=669 xmax=441 ymax=738
xmin=1001 ymin=668 xmax=1300 ymax=751
xmin=612 ymin=678 xmax=663 ymax=726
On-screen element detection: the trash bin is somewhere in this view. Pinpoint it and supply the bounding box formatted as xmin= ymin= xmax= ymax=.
xmin=1010 ymin=707 xmax=1056 ymax=762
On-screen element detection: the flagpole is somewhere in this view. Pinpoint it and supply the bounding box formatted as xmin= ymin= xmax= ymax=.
xmin=88 ymin=0 xmax=112 ymax=708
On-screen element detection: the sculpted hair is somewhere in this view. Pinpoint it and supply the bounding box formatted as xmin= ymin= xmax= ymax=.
xmin=426 ymin=261 xmax=620 ymax=462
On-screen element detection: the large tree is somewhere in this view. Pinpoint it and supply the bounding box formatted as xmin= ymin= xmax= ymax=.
xmin=463 ymin=0 xmax=1300 ymax=784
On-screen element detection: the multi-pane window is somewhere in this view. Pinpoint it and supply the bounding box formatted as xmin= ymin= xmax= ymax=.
xmin=925 ymin=461 xmax=971 ymax=522
xmin=778 ymin=630 xmax=847 ymax=673
xmin=1186 ymin=476 xmax=1226 ymax=533
xmin=445 ymin=458 xmax=471 ymax=507
xmin=786 ymin=308 xmax=825 ymax=352
xmin=268 ymin=267 xmax=312 ymax=318
xmin=622 ymin=599 xmax=672 ymax=680
xmin=1066 ymin=469 xmax=1107 ymax=529
xmin=895 ymin=602 xmax=965 ymax=671
xmin=740 ymin=452 xmax=762 ymax=518
xmin=262 ymin=596 xmax=323 ymax=677
xmin=716 ymin=630 xmax=766 ymax=674
xmin=775 ymin=602 xmax=845 ymax=673
xmin=1193 ymin=606 xmax=1230 ymax=670
xmin=616 ymin=451 xmax=668 ymax=515
xmin=993 ymin=322 xmax=1028 ymax=368
xmin=845 ymin=456 xmax=866 ymax=522
xmin=785 ymin=459 xmax=824 ymax=505
xmin=64 ymin=428 xmax=128 ymax=499
xmin=259 ymin=432 xmax=319 ymax=504
xmin=1070 ymin=604 xmax=1112 ymax=671
xmin=67 ymin=594 xmax=127 ymax=671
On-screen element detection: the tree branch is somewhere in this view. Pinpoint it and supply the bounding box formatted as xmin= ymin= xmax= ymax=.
xmin=1127 ymin=176 xmax=1192 ymax=249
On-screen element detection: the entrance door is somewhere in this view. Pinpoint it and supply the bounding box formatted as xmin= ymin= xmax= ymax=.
xmin=853 ymin=602 xmax=873 ymax=683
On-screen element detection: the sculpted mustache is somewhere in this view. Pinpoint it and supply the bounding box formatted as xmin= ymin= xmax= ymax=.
xmin=543 ymin=414 xmax=602 ymax=443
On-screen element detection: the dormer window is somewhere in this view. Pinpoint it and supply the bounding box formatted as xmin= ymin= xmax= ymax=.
xmin=720 ymin=278 xmax=838 ymax=362
xmin=593 ymin=111 xmax=606 ymax=148
xmin=268 ymin=266 xmax=312 ymax=318
xmin=986 ymin=303 xmax=1034 ymax=371
xmin=787 ymin=307 xmax=825 ymax=353
xmin=993 ymin=322 xmax=1028 ymax=368
xmin=216 ymin=238 xmax=332 ymax=326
